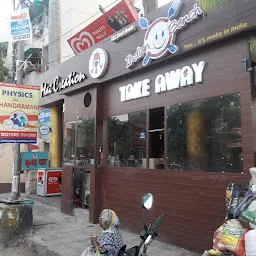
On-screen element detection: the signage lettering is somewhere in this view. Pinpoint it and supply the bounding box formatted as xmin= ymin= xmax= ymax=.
xmin=119 ymin=61 xmax=206 ymax=102
xmin=111 ymin=25 xmax=137 ymax=42
xmin=39 ymin=124 xmax=50 ymax=135
xmin=119 ymin=79 xmax=151 ymax=102
xmin=2 ymin=90 xmax=32 ymax=98
xmin=125 ymin=2 xmax=202 ymax=69
xmin=41 ymin=72 xmax=87 ymax=97
xmin=155 ymin=61 xmax=206 ymax=93
xmin=22 ymin=152 xmax=49 ymax=170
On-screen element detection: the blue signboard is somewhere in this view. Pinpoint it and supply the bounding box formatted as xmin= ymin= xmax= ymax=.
xmin=140 ymin=130 xmax=146 ymax=139
xmin=11 ymin=20 xmax=30 ymax=36
xmin=21 ymin=152 xmax=49 ymax=171
xmin=38 ymin=109 xmax=50 ymax=124
xmin=10 ymin=8 xmax=32 ymax=42
xmin=38 ymin=109 xmax=50 ymax=142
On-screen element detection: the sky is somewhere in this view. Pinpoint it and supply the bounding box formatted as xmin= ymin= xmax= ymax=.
xmin=0 ymin=0 xmax=13 ymax=41
xmin=0 ymin=0 xmax=172 ymax=42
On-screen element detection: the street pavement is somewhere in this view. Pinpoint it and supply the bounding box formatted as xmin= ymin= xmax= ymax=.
xmin=0 ymin=193 xmax=199 ymax=256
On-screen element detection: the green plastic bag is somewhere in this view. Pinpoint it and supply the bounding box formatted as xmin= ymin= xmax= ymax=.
xmin=240 ymin=199 xmax=256 ymax=225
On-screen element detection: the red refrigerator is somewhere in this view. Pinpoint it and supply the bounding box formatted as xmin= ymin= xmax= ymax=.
xmin=37 ymin=168 xmax=62 ymax=196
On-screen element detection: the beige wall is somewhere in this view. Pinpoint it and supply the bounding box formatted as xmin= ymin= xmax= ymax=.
xmin=0 ymin=144 xmax=28 ymax=184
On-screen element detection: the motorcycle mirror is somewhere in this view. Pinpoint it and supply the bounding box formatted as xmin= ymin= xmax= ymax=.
xmin=141 ymin=193 xmax=154 ymax=209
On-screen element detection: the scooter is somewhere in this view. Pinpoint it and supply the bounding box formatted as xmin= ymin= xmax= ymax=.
xmin=120 ymin=193 xmax=164 ymax=256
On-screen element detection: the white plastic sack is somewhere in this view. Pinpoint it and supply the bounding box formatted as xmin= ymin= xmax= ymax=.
xmin=245 ymin=230 xmax=256 ymax=256
xmin=249 ymin=222 xmax=256 ymax=229
xmin=250 ymin=168 xmax=256 ymax=185
xmin=80 ymin=246 xmax=99 ymax=256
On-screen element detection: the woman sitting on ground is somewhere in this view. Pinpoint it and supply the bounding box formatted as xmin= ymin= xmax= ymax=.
xmin=81 ymin=209 xmax=124 ymax=256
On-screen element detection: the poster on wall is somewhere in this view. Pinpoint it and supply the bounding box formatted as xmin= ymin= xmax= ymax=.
xmin=37 ymin=170 xmax=45 ymax=185
xmin=67 ymin=0 xmax=139 ymax=54
xmin=0 ymin=83 xmax=40 ymax=143
xmin=38 ymin=108 xmax=50 ymax=143
xmin=45 ymin=169 xmax=62 ymax=195
xmin=10 ymin=8 xmax=32 ymax=41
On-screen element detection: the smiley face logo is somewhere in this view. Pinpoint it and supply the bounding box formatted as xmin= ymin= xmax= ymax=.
xmin=138 ymin=0 xmax=182 ymax=66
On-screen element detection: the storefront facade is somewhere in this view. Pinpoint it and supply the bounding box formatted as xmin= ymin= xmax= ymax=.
xmin=38 ymin=0 xmax=256 ymax=252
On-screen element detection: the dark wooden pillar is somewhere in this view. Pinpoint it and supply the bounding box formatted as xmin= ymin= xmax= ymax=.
xmin=61 ymin=165 xmax=74 ymax=215
xmin=89 ymin=86 xmax=104 ymax=223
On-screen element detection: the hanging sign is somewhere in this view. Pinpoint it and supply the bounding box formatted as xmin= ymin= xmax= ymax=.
xmin=67 ymin=0 xmax=139 ymax=54
xmin=41 ymin=72 xmax=87 ymax=97
xmin=111 ymin=25 xmax=137 ymax=42
xmin=10 ymin=8 xmax=32 ymax=41
xmin=38 ymin=109 xmax=50 ymax=124
xmin=88 ymin=48 xmax=109 ymax=79
xmin=0 ymin=83 xmax=40 ymax=143
xmin=39 ymin=124 xmax=50 ymax=135
xmin=125 ymin=1 xmax=203 ymax=69
xmin=21 ymin=152 xmax=49 ymax=170
xmin=38 ymin=108 xmax=50 ymax=142
xmin=119 ymin=61 xmax=206 ymax=102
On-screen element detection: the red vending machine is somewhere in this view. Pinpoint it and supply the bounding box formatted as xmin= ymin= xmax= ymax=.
xmin=37 ymin=168 xmax=62 ymax=196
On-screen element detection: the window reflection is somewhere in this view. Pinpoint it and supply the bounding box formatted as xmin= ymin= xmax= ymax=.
xmin=63 ymin=119 xmax=94 ymax=166
xmin=107 ymin=111 xmax=146 ymax=168
xmin=76 ymin=119 xmax=94 ymax=166
xmin=167 ymin=94 xmax=242 ymax=173
xmin=63 ymin=122 xmax=76 ymax=165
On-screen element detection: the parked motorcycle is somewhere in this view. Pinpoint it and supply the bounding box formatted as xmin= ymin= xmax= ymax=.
xmin=120 ymin=193 xmax=164 ymax=256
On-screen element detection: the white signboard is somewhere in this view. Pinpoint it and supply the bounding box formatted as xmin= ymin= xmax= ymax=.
xmin=89 ymin=48 xmax=108 ymax=79
xmin=10 ymin=8 xmax=32 ymax=41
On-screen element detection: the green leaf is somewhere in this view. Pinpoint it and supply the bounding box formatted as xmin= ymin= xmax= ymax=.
xmin=196 ymin=0 xmax=231 ymax=14
xmin=0 ymin=53 xmax=9 ymax=82
xmin=135 ymin=7 xmax=141 ymax=13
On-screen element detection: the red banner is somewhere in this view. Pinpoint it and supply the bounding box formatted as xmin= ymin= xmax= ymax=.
xmin=67 ymin=0 xmax=139 ymax=54
xmin=46 ymin=170 xmax=62 ymax=195
xmin=28 ymin=144 xmax=39 ymax=150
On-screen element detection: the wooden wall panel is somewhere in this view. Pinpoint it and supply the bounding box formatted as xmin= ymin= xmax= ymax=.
xmin=102 ymin=168 xmax=250 ymax=252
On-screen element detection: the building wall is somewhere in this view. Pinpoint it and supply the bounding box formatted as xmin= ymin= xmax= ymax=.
xmin=0 ymin=144 xmax=27 ymax=193
xmin=38 ymin=0 xmax=256 ymax=252
xmin=99 ymin=37 xmax=253 ymax=252
xmin=24 ymin=26 xmax=49 ymax=53
xmin=60 ymin=35 xmax=253 ymax=252
xmin=24 ymin=71 xmax=41 ymax=85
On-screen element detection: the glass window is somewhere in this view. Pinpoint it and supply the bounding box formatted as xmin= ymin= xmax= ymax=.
xmin=63 ymin=122 xmax=76 ymax=165
xmin=107 ymin=111 xmax=146 ymax=168
xmin=149 ymin=107 xmax=165 ymax=169
xmin=76 ymin=119 xmax=95 ymax=167
xmin=167 ymin=94 xmax=242 ymax=173
xmin=63 ymin=119 xmax=95 ymax=166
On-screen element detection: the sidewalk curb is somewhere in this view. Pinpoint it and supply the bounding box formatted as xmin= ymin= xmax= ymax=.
xmin=27 ymin=238 xmax=60 ymax=256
